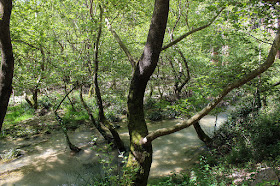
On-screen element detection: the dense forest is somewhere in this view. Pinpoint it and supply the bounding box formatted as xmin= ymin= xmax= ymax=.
xmin=1 ymin=0 xmax=280 ymax=185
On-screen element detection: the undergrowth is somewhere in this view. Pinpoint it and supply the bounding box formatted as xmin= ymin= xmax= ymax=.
xmin=149 ymin=99 xmax=280 ymax=185
xmin=4 ymin=103 xmax=35 ymax=125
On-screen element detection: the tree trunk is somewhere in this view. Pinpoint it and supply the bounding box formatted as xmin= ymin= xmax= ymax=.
xmin=54 ymin=112 xmax=81 ymax=153
xmin=0 ymin=0 xmax=14 ymax=132
xmin=25 ymin=93 xmax=34 ymax=108
xmin=127 ymin=1 xmax=169 ymax=185
xmin=32 ymin=86 xmax=39 ymax=110
xmin=93 ymin=6 xmax=125 ymax=152
xmin=64 ymin=84 xmax=76 ymax=111
xmin=193 ymin=122 xmax=212 ymax=146
xmin=54 ymin=86 xmax=81 ymax=153
xmin=79 ymin=86 xmax=113 ymax=144
xmin=94 ymin=73 xmax=125 ymax=152
xmin=24 ymin=87 xmax=39 ymax=110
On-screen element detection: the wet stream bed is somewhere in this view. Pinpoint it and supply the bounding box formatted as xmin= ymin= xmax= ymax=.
xmin=0 ymin=113 xmax=227 ymax=185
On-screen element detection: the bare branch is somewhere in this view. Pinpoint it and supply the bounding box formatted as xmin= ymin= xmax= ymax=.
xmin=54 ymin=85 xmax=76 ymax=113
xmin=13 ymin=39 xmax=40 ymax=50
xmin=105 ymin=18 xmax=136 ymax=68
xmin=177 ymin=49 xmax=190 ymax=91
xmin=161 ymin=7 xmax=225 ymax=51
xmin=247 ymin=33 xmax=273 ymax=45
xmin=170 ymin=0 xmax=182 ymax=36
xmin=141 ymin=27 xmax=280 ymax=145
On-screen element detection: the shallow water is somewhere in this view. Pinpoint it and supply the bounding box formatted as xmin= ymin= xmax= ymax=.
xmin=0 ymin=112 xmax=227 ymax=185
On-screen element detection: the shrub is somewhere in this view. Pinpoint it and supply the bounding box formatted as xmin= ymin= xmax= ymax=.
xmin=212 ymin=101 xmax=280 ymax=164
xmin=147 ymin=110 xmax=163 ymax=121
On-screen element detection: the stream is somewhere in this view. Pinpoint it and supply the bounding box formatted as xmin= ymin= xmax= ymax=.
xmin=0 ymin=112 xmax=228 ymax=185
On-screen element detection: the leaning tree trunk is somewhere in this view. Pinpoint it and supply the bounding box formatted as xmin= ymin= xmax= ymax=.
xmin=193 ymin=122 xmax=212 ymax=146
xmin=127 ymin=1 xmax=169 ymax=185
xmin=54 ymin=86 xmax=81 ymax=153
xmin=0 ymin=0 xmax=14 ymax=132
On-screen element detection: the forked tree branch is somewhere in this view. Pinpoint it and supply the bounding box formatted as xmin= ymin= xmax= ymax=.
xmin=161 ymin=7 xmax=225 ymax=51
xmin=141 ymin=27 xmax=280 ymax=145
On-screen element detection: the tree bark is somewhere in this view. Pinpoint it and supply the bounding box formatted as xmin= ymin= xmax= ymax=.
xmin=127 ymin=0 xmax=169 ymax=185
xmin=54 ymin=112 xmax=81 ymax=153
xmin=32 ymin=86 xmax=39 ymax=110
xmin=54 ymin=86 xmax=81 ymax=153
xmin=0 ymin=0 xmax=14 ymax=132
xmin=173 ymin=49 xmax=191 ymax=98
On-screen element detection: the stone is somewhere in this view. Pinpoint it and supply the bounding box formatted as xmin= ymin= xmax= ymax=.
xmin=250 ymin=168 xmax=279 ymax=186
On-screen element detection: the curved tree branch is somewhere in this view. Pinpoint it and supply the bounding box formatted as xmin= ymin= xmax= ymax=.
xmin=176 ymin=49 xmax=190 ymax=92
xmin=161 ymin=7 xmax=225 ymax=51
xmin=141 ymin=27 xmax=280 ymax=145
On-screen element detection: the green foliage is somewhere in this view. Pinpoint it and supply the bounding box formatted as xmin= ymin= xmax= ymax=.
xmin=144 ymin=98 xmax=157 ymax=110
xmin=4 ymin=103 xmax=35 ymax=125
xmin=189 ymin=156 xmax=233 ymax=185
xmin=152 ymin=97 xmax=280 ymax=186
xmin=145 ymin=99 xmax=180 ymax=121
xmin=5 ymin=0 xmax=280 ymax=184
xmin=210 ymin=99 xmax=280 ymax=166
xmin=58 ymin=93 xmax=91 ymax=130
xmin=62 ymin=107 xmax=89 ymax=130
xmin=147 ymin=110 xmax=163 ymax=121
xmin=85 ymin=143 xmax=136 ymax=186
xmin=2 ymin=102 xmax=52 ymax=138
xmin=149 ymin=172 xmax=191 ymax=186
xmin=0 ymin=148 xmax=22 ymax=162
xmin=106 ymin=112 xmax=121 ymax=123
xmin=102 ymin=93 xmax=127 ymax=122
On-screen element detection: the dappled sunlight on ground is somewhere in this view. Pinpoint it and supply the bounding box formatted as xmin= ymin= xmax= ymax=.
xmin=0 ymin=112 xmax=228 ymax=185
xmin=0 ymin=128 xmax=104 ymax=185
xmin=149 ymin=121 xmax=203 ymax=178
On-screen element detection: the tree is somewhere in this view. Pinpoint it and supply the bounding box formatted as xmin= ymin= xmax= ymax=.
xmin=91 ymin=4 xmax=125 ymax=152
xmin=0 ymin=0 xmax=14 ymax=132
xmin=126 ymin=0 xmax=169 ymax=185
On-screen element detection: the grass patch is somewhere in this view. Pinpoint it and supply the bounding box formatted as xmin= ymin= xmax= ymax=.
xmin=62 ymin=105 xmax=90 ymax=130
xmin=4 ymin=103 xmax=35 ymax=125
